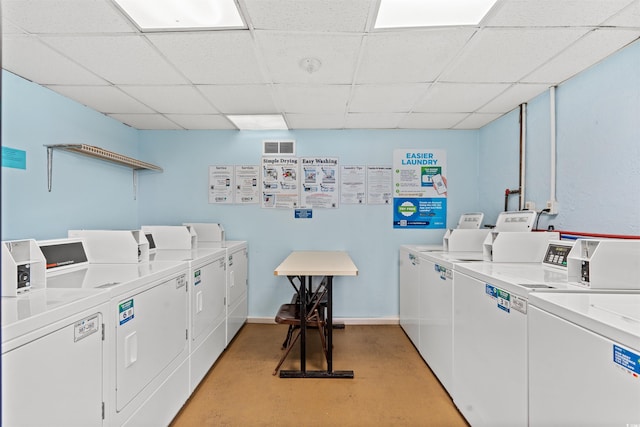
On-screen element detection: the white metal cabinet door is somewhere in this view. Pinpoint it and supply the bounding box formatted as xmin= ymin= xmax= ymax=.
xmin=453 ymin=272 xmax=528 ymax=427
xmin=399 ymin=248 xmax=420 ymax=348
xmin=2 ymin=313 xmax=104 ymax=427
xmin=116 ymin=275 xmax=187 ymax=411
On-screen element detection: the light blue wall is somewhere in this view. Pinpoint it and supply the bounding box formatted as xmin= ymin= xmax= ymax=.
xmin=137 ymin=130 xmax=480 ymax=318
xmin=1 ymin=71 xmax=141 ymax=240
xmin=2 ymin=38 xmax=639 ymax=319
xmin=479 ymin=39 xmax=640 ymax=235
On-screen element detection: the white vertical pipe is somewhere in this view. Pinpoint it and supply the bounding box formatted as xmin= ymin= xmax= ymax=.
xmin=550 ymin=86 xmax=557 ymax=202
xmin=520 ymin=103 xmax=526 ymax=210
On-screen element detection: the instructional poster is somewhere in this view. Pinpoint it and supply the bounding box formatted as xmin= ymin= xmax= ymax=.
xmin=208 ymin=165 xmax=233 ymax=204
xmin=234 ymin=165 xmax=259 ymax=204
xmin=393 ymin=149 xmax=447 ymax=229
xmin=367 ymin=165 xmax=393 ymax=205
xmin=301 ymin=157 xmax=339 ymax=208
xmin=261 ymin=157 xmax=300 ymax=209
xmin=341 ymin=165 xmax=366 ymax=204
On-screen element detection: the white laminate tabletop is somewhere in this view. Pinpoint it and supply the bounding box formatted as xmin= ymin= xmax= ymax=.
xmin=274 ymin=251 xmax=359 ymax=277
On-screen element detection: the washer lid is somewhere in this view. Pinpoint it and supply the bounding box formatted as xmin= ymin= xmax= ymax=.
xmin=529 ymin=292 xmax=640 ymax=350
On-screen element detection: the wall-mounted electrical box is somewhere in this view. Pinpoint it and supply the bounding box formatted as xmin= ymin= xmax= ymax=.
xmin=2 ymin=240 xmax=46 ymax=296
xmin=67 ymin=230 xmax=149 ymax=263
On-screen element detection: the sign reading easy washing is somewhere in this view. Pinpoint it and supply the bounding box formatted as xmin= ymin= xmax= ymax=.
xmin=393 ymin=149 xmax=447 ymax=229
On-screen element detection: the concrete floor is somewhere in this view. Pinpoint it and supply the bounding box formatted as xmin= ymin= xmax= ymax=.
xmin=171 ymin=323 xmax=468 ymax=426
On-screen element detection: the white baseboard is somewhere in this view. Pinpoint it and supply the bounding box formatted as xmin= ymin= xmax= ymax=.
xmin=247 ymin=316 xmax=399 ymax=325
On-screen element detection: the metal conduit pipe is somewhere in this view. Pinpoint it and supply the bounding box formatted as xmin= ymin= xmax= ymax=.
xmin=519 ymin=103 xmax=527 ymax=210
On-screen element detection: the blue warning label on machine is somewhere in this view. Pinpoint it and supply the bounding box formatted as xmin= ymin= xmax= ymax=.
xmin=613 ymin=345 xmax=640 ymax=377
xmin=119 ymin=299 xmax=134 ymax=325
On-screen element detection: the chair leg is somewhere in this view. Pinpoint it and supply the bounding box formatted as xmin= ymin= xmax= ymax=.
xmin=273 ymin=330 xmax=301 ymax=375
xmin=281 ymin=325 xmax=296 ymax=349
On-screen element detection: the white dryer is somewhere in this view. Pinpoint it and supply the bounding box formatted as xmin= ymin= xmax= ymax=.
xmin=39 ymin=238 xmax=190 ymax=427
xmin=528 ymin=292 xmax=640 ymax=426
xmin=149 ymin=247 xmax=227 ymax=393
xmin=2 ymin=287 xmax=110 ymax=427
xmin=199 ymin=240 xmax=248 ymax=346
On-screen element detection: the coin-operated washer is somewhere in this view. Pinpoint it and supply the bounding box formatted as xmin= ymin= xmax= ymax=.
xmin=400 ymin=212 xmax=485 ymax=350
xmin=184 ymin=222 xmax=248 ymax=346
xmin=527 ymin=239 xmax=640 ymax=426
xmin=142 ymin=225 xmax=227 ymax=393
xmin=419 ymin=210 xmax=550 ymax=397
xmin=453 ymin=238 xmax=640 ymax=427
xmin=2 ymin=239 xmax=110 ymax=427
xmin=41 ymin=231 xmax=190 ymax=427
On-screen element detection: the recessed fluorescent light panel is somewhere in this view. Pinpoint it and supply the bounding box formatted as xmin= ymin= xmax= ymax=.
xmin=226 ymin=115 xmax=289 ymax=130
xmin=112 ymin=0 xmax=246 ymax=31
xmin=374 ymin=0 xmax=498 ymax=29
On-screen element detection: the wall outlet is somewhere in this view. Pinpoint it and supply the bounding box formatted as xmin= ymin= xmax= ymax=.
xmin=525 ymin=201 xmax=535 ymax=211
xmin=546 ymin=200 xmax=559 ymax=215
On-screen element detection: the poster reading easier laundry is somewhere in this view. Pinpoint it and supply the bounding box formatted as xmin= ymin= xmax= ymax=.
xmin=261 ymin=157 xmax=300 ymax=209
xmin=393 ymin=149 xmax=447 ymax=229
xmin=300 ymin=157 xmax=339 ymax=208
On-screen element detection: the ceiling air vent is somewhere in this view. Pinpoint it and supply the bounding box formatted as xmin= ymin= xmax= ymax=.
xmin=263 ymin=140 xmax=295 ymax=156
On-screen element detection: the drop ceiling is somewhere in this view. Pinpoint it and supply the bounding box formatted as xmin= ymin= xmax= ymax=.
xmin=2 ymin=0 xmax=639 ymax=130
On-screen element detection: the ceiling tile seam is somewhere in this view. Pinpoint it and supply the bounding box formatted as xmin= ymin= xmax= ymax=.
xmin=402 ymin=28 xmax=481 ymax=117
xmin=599 ymin=0 xmax=640 ymax=26
xmin=345 ymin=33 xmax=369 ymax=124
xmin=516 ymin=27 xmax=606 ymax=86
xmin=34 ymin=35 xmax=114 ymax=86
xmin=241 ymin=15 xmax=294 ymax=130
xmin=105 ymin=0 xmax=145 ymax=33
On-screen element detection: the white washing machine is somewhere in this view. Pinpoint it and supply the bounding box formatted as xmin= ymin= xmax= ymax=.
xmin=39 ymin=238 xmax=190 ymax=427
xmin=149 ymin=247 xmax=227 ymax=393
xmin=199 ymin=240 xmax=248 ymax=346
xmin=528 ymin=292 xmax=640 ymax=426
xmin=2 ymin=287 xmax=110 ymax=427
xmin=399 ymin=245 xmax=442 ymax=349
xmin=452 ymin=239 xmax=640 ymax=427
xmin=418 ymin=250 xmax=484 ymax=395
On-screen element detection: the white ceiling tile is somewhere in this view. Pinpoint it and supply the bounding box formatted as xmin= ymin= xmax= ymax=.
xmin=454 ymin=113 xmax=502 ymax=129
xmin=3 ymin=35 xmax=109 ymax=85
xmin=276 ymin=85 xmax=351 ymax=114
xmin=46 ymin=85 xmax=154 ymax=113
xmin=344 ymin=113 xmax=404 ymax=129
xmin=605 ymin=0 xmax=640 ymax=26
xmin=479 ymin=83 xmax=550 ymax=113
xmin=147 ymin=32 xmax=268 ymax=84
xmin=243 ymin=0 xmax=374 ymax=32
xmin=255 ymin=32 xmax=362 ymax=84
xmin=414 ymin=83 xmax=508 ymax=113
xmin=356 ymin=29 xmax=476 ymax=84
xmin=198 ymin=85 xmax=277 ymax=114
xmin=487 ymin=0 xmax=635 ymax=27
xmin=399 ymin=113 xmax=469 ymax=129
xmin=108 ymin=114 xmax=182 ymax=129
xmin=441 ymin=28 xmax=589 ymax=83
xmin=164 ymin=114 xmax=236 ymax=130
xmin=2 ymin=0 xmax=135 ymax=34
xmin=523 ymin=29 xmax=640 ymax=83
xmin=285 ymin=114 xmax=346 ymax=129
xmin=119 ymin=85 xmax=218 ymax=114
xmin=349 ymin=84 xmax=427 ymax=112
xmin=42 ymin=35 xmax=189 ymax=85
